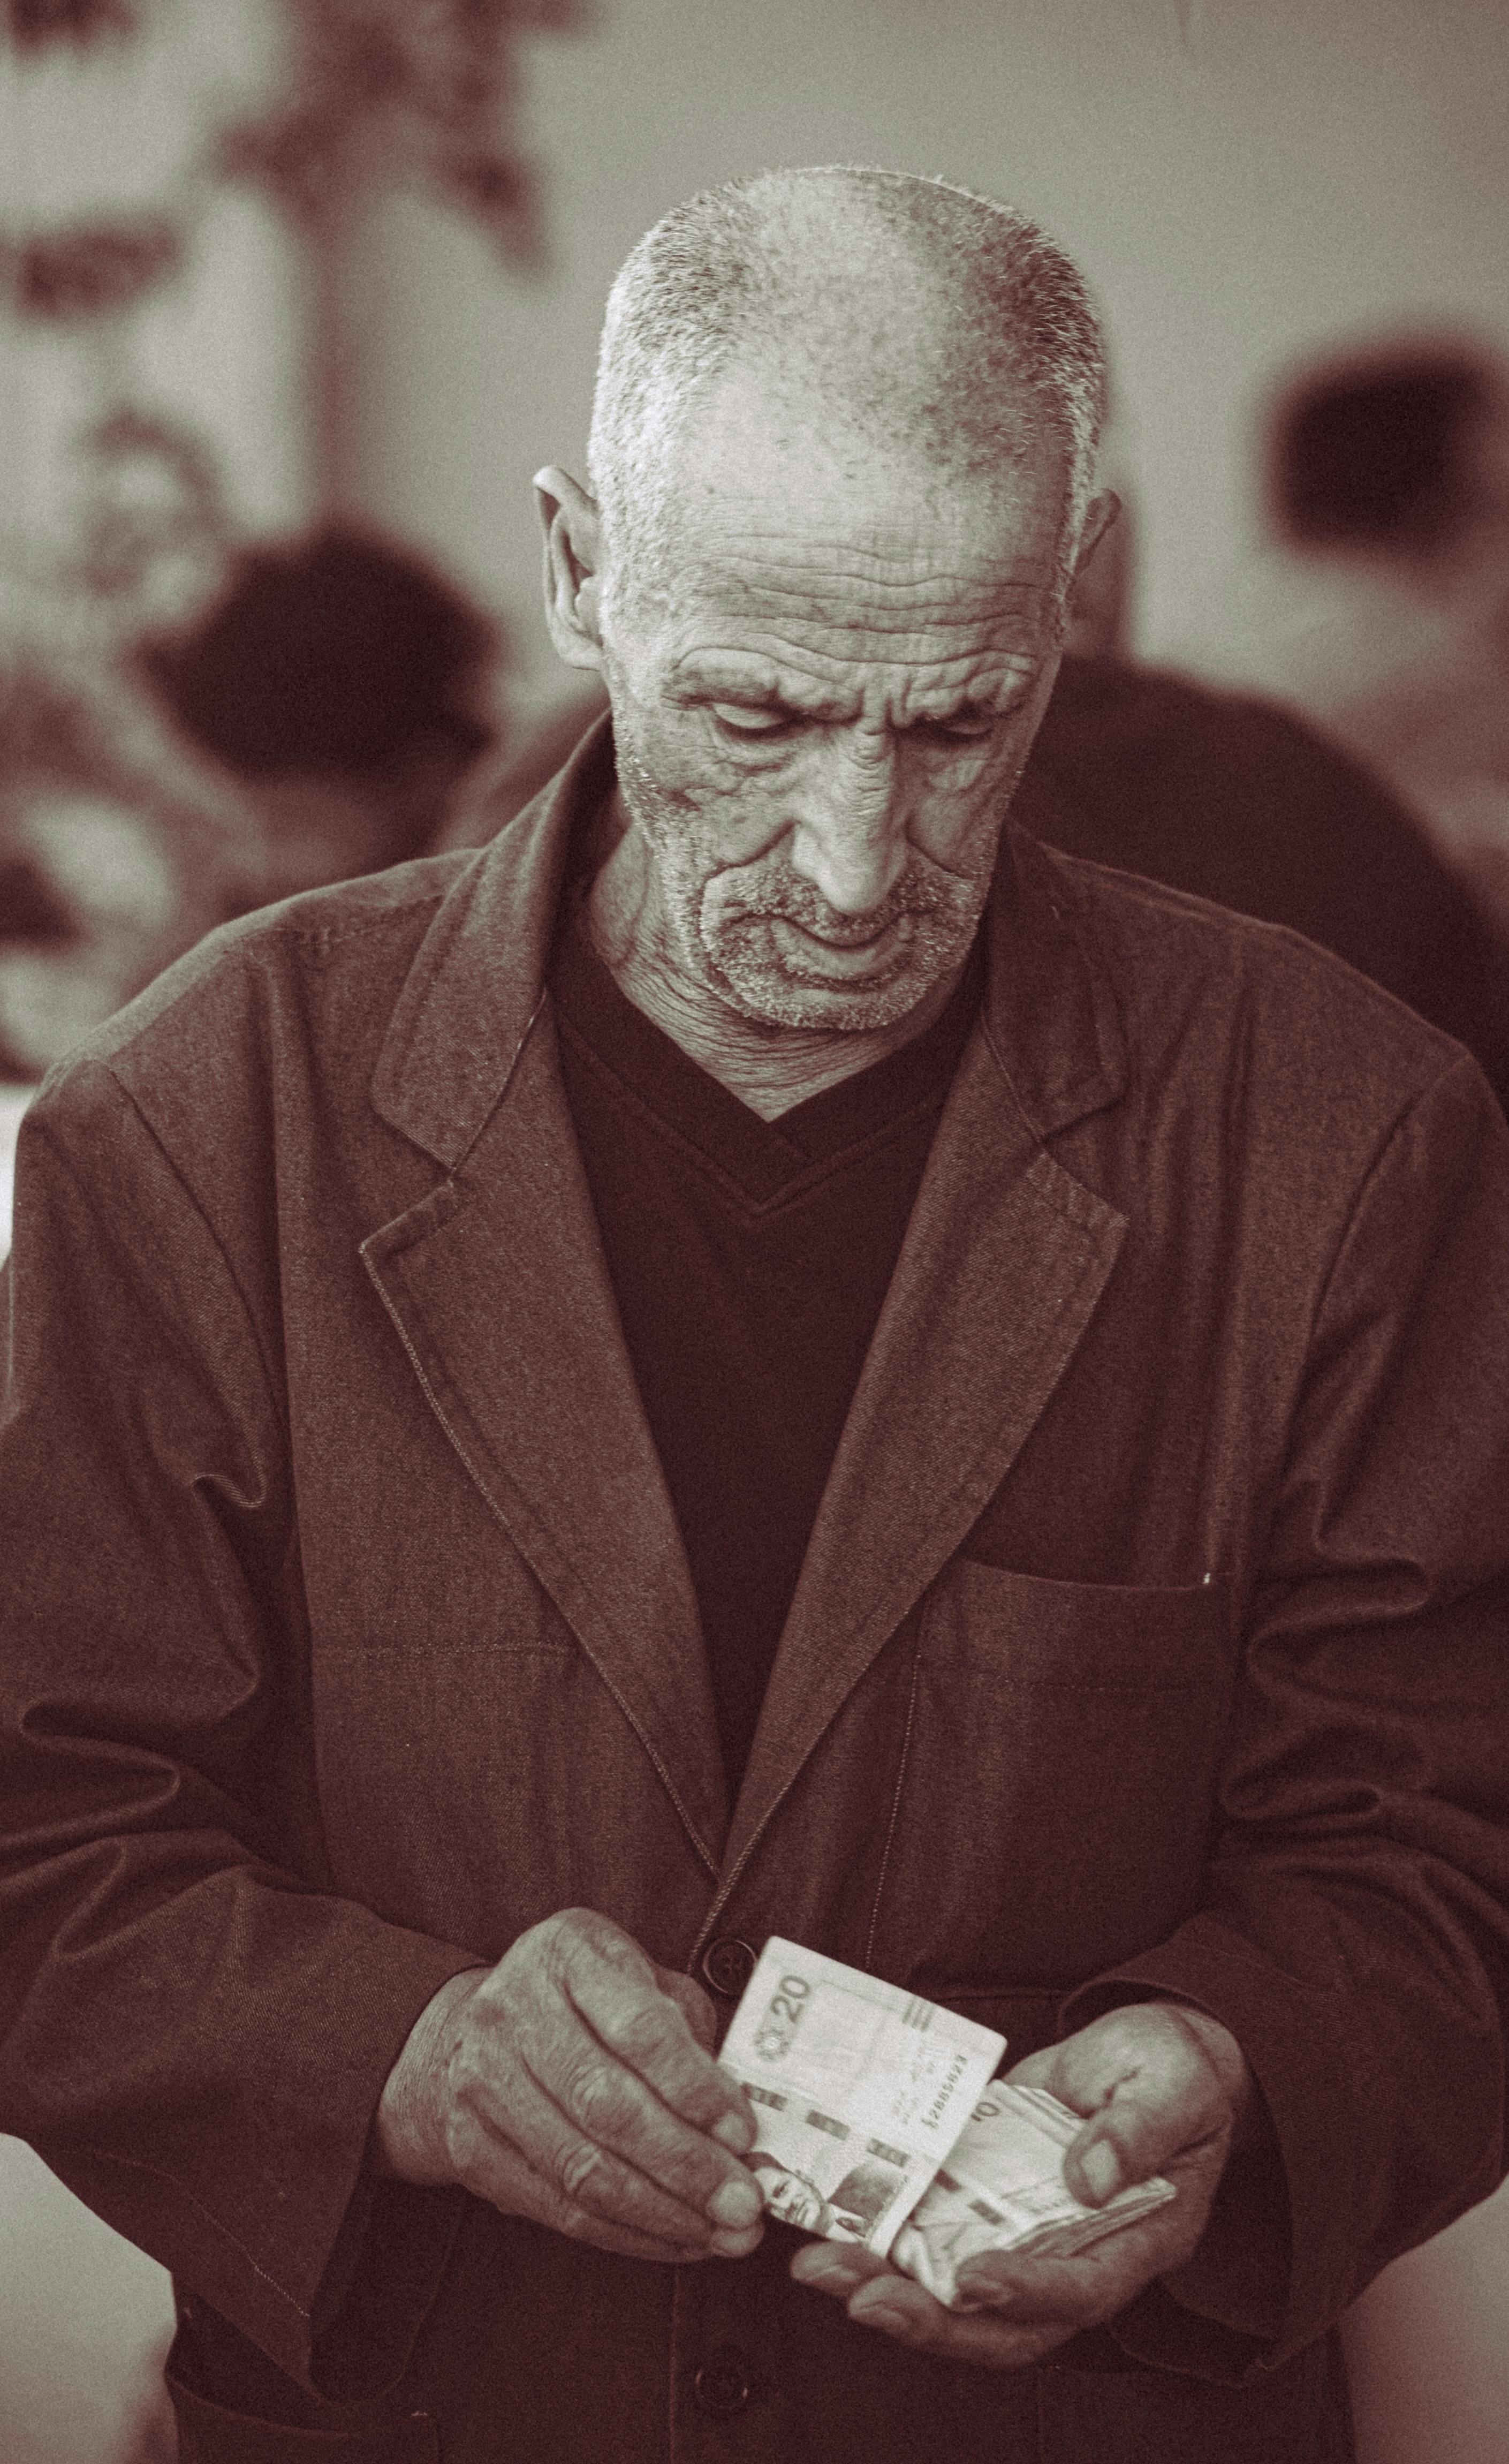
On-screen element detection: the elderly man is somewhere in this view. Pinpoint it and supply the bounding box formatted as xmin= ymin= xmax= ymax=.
xmin=2 ymin=169 xmax=1508 ymax=2464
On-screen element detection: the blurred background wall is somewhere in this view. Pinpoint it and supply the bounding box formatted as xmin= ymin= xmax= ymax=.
xmin=327 ymin=0 xmax=1509 ymax=708
xmin=2 ymin=2 xmax=1507 ymax=2459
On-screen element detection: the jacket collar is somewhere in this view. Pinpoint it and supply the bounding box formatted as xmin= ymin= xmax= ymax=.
xmin=370 ymin=719 xmax=618 ymax=1167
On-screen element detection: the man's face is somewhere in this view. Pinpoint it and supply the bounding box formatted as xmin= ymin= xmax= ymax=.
xmin=751 ymin=2163 xmax=831 ymax=2234
xmin=596 ymin=382 xmax=1072 ymax=1036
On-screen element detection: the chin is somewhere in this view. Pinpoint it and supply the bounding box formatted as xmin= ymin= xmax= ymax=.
xmin=703 ymin=906 xmax=973 ymax=1036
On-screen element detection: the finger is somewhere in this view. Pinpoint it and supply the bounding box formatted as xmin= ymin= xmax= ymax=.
xmin=470 ymin=2136 xmax=759 ymax=2266
xmin=843 ymin=2276 xmax=1078 ymax=2368
xmin=843 ymin=2258 xmax=1148 ymax=2370
xmin=1063 ymin=2075 xmax=1227 ymax=2209
xmin=789 ymin=2244 xmax=893 ymax=2301
xmin=557 ymin=1920 xmax=754 ymax=2148
xmin=464 ymin=2055 xmax=762 ymax=2251
xmin=520 ymin=1917 xmax=761 ymax=2211
xmin=652 ymin=1962 xmax=719 ymax=2055
xmin=1051 ymin=2005 xmax=1227 ymax=2115
xmin=1006 ymin=2009 xmax=1229 ymax=2206
xmin=1008 ymin=2004 xmax=1180 ymax=2108
xmin=653 ymin=1964 xmax=757 ymax=2151
xmin=520 ymin=2017 xmax=765 ymax=2228
xmin=788 ymin=2240 xmax=1116 ymax=2355
xmin=953 ymin=2203 xmax=1197 ymax=2321
xmin=1002 ymin=2042 xmax=1070 ymax=2097
xmin=848 ymin=2289 xmax=1091 ymax=2371
xmin=656 ymin=1969 xmax=761 ymax=2151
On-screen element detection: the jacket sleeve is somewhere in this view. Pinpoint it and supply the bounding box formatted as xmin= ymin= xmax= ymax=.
xmin=1063 ymin=1051 xmax=1509 ymax=2378
xmin=0 ymin=1060 xmax=479 ymax=2393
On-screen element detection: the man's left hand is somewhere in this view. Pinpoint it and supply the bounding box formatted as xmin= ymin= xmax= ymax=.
xmin=789 ymin=2001 xmax=1254 ymax=2369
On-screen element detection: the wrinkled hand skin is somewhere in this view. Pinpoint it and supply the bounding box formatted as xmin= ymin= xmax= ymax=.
xmin=790 ymin=2001 xmax=1255 ymax=2369
xmin=375 ymin=1908 xmax=764 ymax=2264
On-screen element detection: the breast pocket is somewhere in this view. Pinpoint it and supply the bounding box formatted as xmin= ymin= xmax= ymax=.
xmin=872 ymin=1561 xmax=1237 ymax=1990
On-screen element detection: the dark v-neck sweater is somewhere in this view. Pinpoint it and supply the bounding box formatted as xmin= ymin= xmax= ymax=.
xmin=550 ymin=916 xmax=982 ymax=1795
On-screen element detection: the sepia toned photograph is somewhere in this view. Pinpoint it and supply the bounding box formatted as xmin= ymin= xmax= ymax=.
xmin=2 ymin=4 xmax=1507 ymax=2460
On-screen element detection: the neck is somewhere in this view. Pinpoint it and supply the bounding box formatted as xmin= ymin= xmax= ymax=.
xmin=582 ymin=808 xmax=968 ymax=1122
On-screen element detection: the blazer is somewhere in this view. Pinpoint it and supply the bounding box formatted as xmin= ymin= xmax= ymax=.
xmin=3 ymin=719 xmax=1508 ymax=2464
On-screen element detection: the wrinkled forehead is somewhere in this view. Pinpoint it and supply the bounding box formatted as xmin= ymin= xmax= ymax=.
xmin=612 ymin=382 xmax=1070 ymax=681
xmin=621 ymin=498 xmax=1067 ymax=705
xmin=681 ymin=532 xmax=1055 ymax=668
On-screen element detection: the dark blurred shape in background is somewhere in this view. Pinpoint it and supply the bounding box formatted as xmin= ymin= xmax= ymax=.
xmin=1020 ymin=656 xmax=1509 ymax=1118
xmin=4 ymin=0 xmax=138 ymax=46
xmin=1246 ymin=337 xmax=1509 ymax=942
xmin=140 ymin=525 xmax=503 ymax=896
xmin=1271 ymin=345 xmax=1505 ymax=564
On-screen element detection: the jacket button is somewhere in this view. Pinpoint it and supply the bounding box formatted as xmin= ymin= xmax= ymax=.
xmin=694 ymin=2341 xmax=753 ymax=2419
xmin=701 ymin=1938 xmax=757 ymax=1998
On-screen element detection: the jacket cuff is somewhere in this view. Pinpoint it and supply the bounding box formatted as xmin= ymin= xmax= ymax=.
xmin=1058 ymin=1918 xmax=1358 ymax=2375
xmin=37 ymin=1927 xmax=480 ymax=2393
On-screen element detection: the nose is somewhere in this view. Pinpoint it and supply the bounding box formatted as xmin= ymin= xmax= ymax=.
xmin=789 ymin=728 xmax=908 ymax=916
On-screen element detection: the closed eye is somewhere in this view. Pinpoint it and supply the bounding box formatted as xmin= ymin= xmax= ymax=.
xmin=710 ymin=702 xmax=802 ymax=737
xmin=909 ymin=714 xmax=996 ymax=745
xmin=707 ymin=705 xmax=995 ymax=744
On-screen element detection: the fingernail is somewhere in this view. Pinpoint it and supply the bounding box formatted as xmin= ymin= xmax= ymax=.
xmin=956 ymin=2269 xmax=1013 ymax=2308
xmin=708 ymin=2174 xmax=763 ymax=2228
xmin=851 ymin=2297 xmax=919 ymax=2341
xmin=1079 ymin=2140 xmax=1121 ymax=2203
xmin=710 ymin=2223 xmax=763 ymax=2258
xmin=712 ymin=2110 xmax=755 ymax=2153
xmin=796 ymin=2256 xmax=860 ymax=2291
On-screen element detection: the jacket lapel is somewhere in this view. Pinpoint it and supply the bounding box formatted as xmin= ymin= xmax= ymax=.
xmin=361 ymin=723 xmax=729 ymax=1874
xmin=715 ymin=830 xmax=1131 ymax=1899
xmin=361 ymin=722 xmax=1134 ymax=1900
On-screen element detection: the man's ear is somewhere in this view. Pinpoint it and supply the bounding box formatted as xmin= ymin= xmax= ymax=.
xmin=1064 ymin=490 xmax=1130 ymax=660
xmin=533 ymin=467 xmax=606 ymax=670
xmin=1073 ymin=489 xmax=1123 ymax=581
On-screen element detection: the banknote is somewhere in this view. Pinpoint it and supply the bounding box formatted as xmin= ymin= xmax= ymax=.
xmin=890 ymin=2080 xmax=1177 ymax=2308
xmin=718 ymin=1939 xmax=1006 ymax=2259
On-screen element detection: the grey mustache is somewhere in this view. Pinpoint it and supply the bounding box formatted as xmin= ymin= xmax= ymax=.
xmin=721 ymin=863 xmax=956 ymax=940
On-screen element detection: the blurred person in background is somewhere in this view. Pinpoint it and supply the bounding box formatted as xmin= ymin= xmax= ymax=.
xmin=140 ymin=523 xmax=506 ymax=900
xmin=1205 ymin=339 xmax=1509 ymax=943
xmin=0 ymin=517 xmax=506 ymax=1257
xmin=0 ymin=622 xmax=262 ymax=1259
xmin=1021 ymin=420 xmax=1509 ymax=1111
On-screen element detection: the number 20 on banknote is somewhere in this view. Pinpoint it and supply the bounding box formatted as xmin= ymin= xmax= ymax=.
xmin=751 ymin=1970 xmax=811 ymax=2062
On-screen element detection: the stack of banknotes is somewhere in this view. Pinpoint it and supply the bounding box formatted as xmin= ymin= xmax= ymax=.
xmin=719 ymin=1938 xmax=1175 ymax=2309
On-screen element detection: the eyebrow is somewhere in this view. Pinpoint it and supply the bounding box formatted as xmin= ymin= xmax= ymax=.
xmin=667 ymin=669 xmax=822 ymax=714
xmin=670 ymin=672 xmax=1024 ymax=730
xmin=913 ymin=698 xmax=996 ymax=729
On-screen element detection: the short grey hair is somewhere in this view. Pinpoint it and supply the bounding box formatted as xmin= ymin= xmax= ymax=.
xmin=587 ymin=165 xmax=1106 ymax=606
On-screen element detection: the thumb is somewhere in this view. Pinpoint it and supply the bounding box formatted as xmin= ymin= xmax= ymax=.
xmin=1062 ymin=2068 xmax=1225 ymax=2208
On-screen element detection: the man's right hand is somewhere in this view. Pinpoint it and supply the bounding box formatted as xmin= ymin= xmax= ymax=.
xmin=374 ymin=1908 xmax=765 ymax=2264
